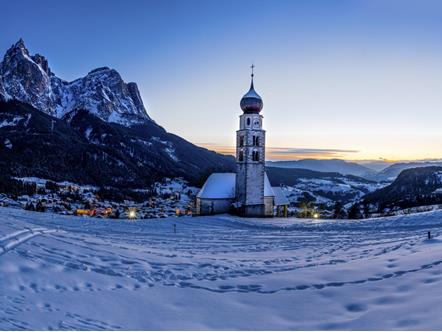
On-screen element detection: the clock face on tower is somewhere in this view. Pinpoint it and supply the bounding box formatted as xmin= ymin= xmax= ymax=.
xmin=253 ymin=119 xmax=260 ymax=128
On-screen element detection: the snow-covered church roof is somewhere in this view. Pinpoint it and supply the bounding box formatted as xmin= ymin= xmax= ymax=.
xmin=197 ymin=172 xmax=275 ymax=199
xmin=197 ymin=173 xmax=236 ymax=199
xmin=272 ymin=187 xmax=290 ymax=206
xmin=263 ymin=173 xmax=274 ymax=197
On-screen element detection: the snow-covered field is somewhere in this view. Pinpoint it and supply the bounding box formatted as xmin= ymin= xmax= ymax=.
xmin=1 ymin=207 xmax=442 ymax=330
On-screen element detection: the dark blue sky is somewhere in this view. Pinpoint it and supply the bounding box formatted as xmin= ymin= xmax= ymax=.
xmin=2 ymin=0 xmax=442 ymax=160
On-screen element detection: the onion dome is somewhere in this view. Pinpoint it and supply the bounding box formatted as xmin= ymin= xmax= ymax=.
xmin=240 ymin=67 xmax=263 ymax=113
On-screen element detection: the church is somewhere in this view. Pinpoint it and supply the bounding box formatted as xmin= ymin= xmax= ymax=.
xmin=196 ymin=68 xmax=289 ymax=217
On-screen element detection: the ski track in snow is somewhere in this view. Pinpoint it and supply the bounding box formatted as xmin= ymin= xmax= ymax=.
xmin=0 ymin=227 xmax=58 ymax=256
xmin=1 ymin=207 xmax=442 ymax=329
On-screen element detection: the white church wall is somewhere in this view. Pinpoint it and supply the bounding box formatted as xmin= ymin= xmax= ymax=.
xmin=264 ymin=196 xmax=275 ymax=217
xmin=196 ymin=198 xmax=233 ymax=215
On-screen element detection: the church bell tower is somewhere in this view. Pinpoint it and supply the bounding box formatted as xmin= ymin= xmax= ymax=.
xmin=235 ymin=65 xmax=266 ymax=217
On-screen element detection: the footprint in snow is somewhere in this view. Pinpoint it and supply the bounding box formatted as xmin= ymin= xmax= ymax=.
xmin=345 ymin=303 xmax=367 ymax=313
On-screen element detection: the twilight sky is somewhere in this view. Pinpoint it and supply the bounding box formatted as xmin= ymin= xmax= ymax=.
xmin=2 ymin=0 xmax=442 ymax=161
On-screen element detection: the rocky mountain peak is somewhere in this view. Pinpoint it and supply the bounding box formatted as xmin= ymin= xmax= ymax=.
xmin=0 ymin=39 xmax=57 ymax=115
xmin=0 ymin=39 xmax=150 ymax=126
xmin=88 ymin=67 xmax=111 ymax=75
xmin=7 ymin=38 xmax=29 ymax=56
xmin=15 ymin=38 xmax=26 ymax=48
xmin=31 ymin=54 xmax=51 ymax=76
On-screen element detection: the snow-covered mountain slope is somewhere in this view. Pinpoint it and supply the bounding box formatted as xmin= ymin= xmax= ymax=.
xmin=364 ymin=166 xmax=442 ymax=210
xmin=0 ymin=100 xmax=235 ymax=187
xmin=281 ymin=176 xmax=385 ymax=206
xmin=0 ymin=39 xmax=149 ymax=126
xmin=2 ymin=207 xmax=442 ymax=329
xmin=266 ymin=167 xmax=386 ymax=206
xmin=376 ymin=161 xmax=442 ymax=181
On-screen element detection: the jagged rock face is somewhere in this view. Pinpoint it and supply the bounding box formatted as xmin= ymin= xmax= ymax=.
xmin=0 ymin=39 xmax=150 ymax=126
xmin=63 ymin=67 xmax=149 ymax=125
xmin=0 ymin=39 xmax=59 ymax=115
xmin=0 ymin=78 xmax=6 ymax=102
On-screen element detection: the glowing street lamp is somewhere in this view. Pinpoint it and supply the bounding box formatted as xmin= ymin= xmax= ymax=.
xmin=313 ymin=212 xmax=319 ymax=219
xmin=128 ymin=208 xmax=137 ymax=220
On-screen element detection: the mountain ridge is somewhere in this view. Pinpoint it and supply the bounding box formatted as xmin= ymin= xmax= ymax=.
xmin=363 ymin=166 xmax=442 ymax=210
xmin=266 ymin=158 xmax=376 ymax=178
xmin=0 ymin=100 xmax=235 ymax=187
xmin=0 ymin=39 xmax=149 ymax=126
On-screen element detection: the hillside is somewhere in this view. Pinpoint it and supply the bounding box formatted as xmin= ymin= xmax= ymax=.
xmin=266 ymin=159 xmax=375 ymax=178
xmin=266 ymin=167 xmax=384 ymax=207
xmin=376 ymin=161 xmax=442 ymax=181
xmin=364 ymin=166 xmax=442 ymax=210
xmin=0 ymin=100 xmax=234 ymax=187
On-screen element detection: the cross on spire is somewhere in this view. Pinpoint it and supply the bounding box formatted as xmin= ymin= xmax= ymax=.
xmin=251 ymin=63 xmax=255 ymax=78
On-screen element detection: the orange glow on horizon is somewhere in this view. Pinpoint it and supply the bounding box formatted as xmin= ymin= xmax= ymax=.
xmin=197 ymin=143 xmax=442 ymax=162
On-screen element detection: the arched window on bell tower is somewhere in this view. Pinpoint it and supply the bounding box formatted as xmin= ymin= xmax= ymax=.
xmin=239 ymin=136 xmax=244 ymax=147
xmin=238 ymin=150 xmax=244 ymax=162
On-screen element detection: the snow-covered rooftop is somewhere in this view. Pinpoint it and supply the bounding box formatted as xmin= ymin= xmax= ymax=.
xmin=197 ymin=172 xmax=275 ymax=199
xmin=197 ymin=173 xmax=236 ymax=199
xmin=264 ymin=173 xmax=274 ymax=197
xmin=272 ymin=186 xmax=290 ymax=206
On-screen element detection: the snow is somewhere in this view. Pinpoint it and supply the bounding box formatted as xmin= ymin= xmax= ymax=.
xmin=84 ymin=127 xmax=93 ymax=140
xmin=13 ymin=176 xmax=48 ymax=186
xmin=151 ymin=136 xmax=169 ymax=145
xmin=197 ymin=173 xmax=236 ymax=199
xmin=281 ymin=176 xmax=387 ymax=211
xmin=197 ymin=173 xmax=276 ymax=199
xmin=0 ymin=115 xmax=24 ymax=128
xmin=1 ymin=42 xmax=150 ymax=126
xmin=2 ymin=207 xmax=442 ymax=329
xmin=164 ymin=146 xmax=178 ymax=162
xmin=264 ymin=172 xmax=274 ymax=196
xmin=272 ymin=186 xmax=289 ymax=205
xmin=3 ymin=138 xmax=12 ymax=149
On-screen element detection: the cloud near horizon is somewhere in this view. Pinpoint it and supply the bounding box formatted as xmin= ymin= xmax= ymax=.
xmin=197 ymin=144 xmax=359 ymax=160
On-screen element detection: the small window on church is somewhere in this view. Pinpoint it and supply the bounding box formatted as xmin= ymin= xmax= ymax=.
xmin=239 ymin=136 xmax=244 ymax=147
xmin=246 ymin=118 xmax=251 ymax=126
xmin=256 ymin=137 xmax=260 ymax=146
xmin=238 ymin=151 xmax=244 ymax=161
xmin=252 ymin=151 xmax=259 ymax=161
